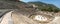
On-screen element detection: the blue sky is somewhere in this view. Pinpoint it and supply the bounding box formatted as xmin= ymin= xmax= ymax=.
xmin=20 ymin=0 xmax=60 ymax=8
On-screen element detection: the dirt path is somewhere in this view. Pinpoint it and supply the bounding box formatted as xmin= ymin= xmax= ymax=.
xmin=1 ymin=11 xmax=60 ymax=24
xmin=48 ymin=16 xmax=60 ymax=24
xmin=12 ymin=12 xmax=39 ymax=24
xmin=0 ymin=11 xmax=39 ymax=24
xmin=0 ymin=11 xmax=13 ymax=24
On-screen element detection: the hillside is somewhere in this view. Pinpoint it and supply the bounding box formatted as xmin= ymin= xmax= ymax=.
xmin=0 ymin=0 xmax=37 ymax=17
xmin=0 ymin=0 xmax=60 ymax=13
xmin=0 ymin=0 xmax=26 ymax=9
xmin=0 ymin=0 xmax=60 ymax=24
xmin=28 ymin=1 xmax=60 ymax=13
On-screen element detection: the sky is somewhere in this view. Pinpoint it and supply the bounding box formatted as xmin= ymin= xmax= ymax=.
xmin=20 ymin=0 xmax=60 ymax=8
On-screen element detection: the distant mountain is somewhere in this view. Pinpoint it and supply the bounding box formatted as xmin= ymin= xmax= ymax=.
xmin=27 ymin=1 xmax=60 ymax=13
